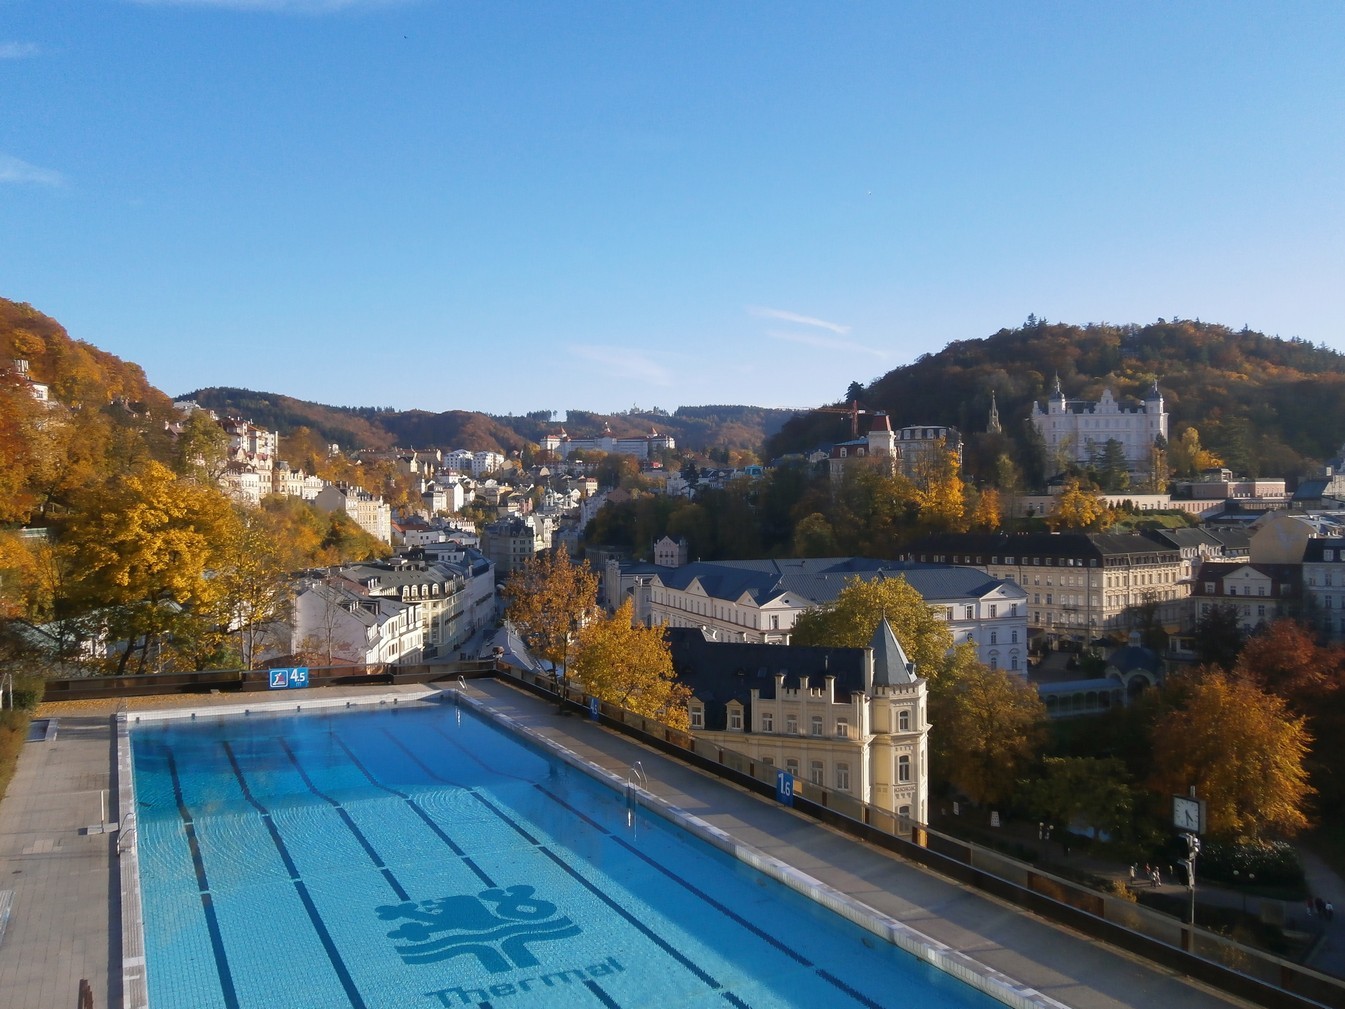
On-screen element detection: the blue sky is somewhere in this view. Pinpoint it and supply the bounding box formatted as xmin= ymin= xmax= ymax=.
xmin=2 ymin=1 xmax=1342 ymax=417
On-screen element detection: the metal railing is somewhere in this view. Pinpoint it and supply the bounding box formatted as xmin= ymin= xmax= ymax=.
xmin=497 ymin=662 xmax=1345 ymax=1009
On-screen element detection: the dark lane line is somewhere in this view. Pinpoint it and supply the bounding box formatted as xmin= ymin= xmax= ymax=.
xmin=276 ymin=736 xmax=409 ymax=901
xmin=164 ymin=747 xmax=241 ymax=1009
xmin=221 ymin=740 xmax=369 ymax=1009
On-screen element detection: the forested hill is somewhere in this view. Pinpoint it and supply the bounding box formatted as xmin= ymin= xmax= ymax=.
xmin=768 ymin=320 xmax=1345 ymax=478
xmin=183 ymin=389 xmax=795 ymax=456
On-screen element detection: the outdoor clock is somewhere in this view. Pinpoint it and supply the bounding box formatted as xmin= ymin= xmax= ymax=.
xmin=1172 ymin=795 xmax=1202 ymax=833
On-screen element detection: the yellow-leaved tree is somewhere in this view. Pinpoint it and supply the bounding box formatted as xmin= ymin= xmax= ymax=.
xmin=790 ymin=575 xmax=952 ymax=688
xmin=571 ymin=599 xmax=690 ymax=729
xmin=928 ymin=645 xmax=1047 ymax=805
xmin=1046 ymin=476 xmax=1113 ymax=532
xmin=504 ymin=549 xmax=600 ymax=673
xmin=912 ymin=439 xmax=966 ymax=532
xmin=62 ymin=460 xmax=238 ymax=674
xmin=1149 ymin=670 xmax=1312 ymax=840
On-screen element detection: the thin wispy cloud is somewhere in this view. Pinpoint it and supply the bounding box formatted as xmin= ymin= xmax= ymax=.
xmin=766 ymin=329 xmax=888 ymax=359
xmin=0 ymin=154 xmax=64 ymax=187
xmin=747 ymin=306 xmax=852 ymax=336
xmin=129 ymin=0 xmax=406 ymax=11
xmin=569 ymin=345 xmax=675 ymax=387
xmin=0 ymin=42 xmax=40 ymax=59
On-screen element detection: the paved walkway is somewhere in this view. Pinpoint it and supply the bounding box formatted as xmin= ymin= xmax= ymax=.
xmin=0 ymin=682 xmax=1279 ymax=1009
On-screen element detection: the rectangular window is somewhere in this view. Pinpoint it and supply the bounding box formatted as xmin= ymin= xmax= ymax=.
xmin=810 ymin=715 xmax=823 ymax=737
xmin=835 ymin=718 xmax=849 ymax=738
xmin=898 ymin=754 xmax=911 ymax=783
xmin=990 ymin=631 xmax=998 ymax=645
xmin=1011 ymin=630 xmax=1018 ymax=643
xmin=690 ymin=706 xmax=704 ymax=729
xmin=809 ymin=761 xmax=824 ymax=787
xmin=761 ymin=711 xmax=774 ymax=733
xmin=989 ymin=604 xmax=997 ymax=618
xmin=785 ymin=758 xmax=799 ymax=777
xmin=1010 ymin=603 xmax=1018 ymax=616
xmin=898 ymin=709 xmax=910 ymax=731
xmin=729 ymin=708 xmax=743 ymax=730
xmin=964 ymin=606 xmax=974 ymax=620
xmin=786 ymin=714 xmax=799 ymax=734
xmin=835 ymin=763 xmax=850 ymax=792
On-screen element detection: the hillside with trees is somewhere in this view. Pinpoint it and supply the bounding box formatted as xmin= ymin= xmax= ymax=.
xmin=770 ymin=319 xmax=1345 ymax=481
xmin=185 ymin=388 xmax=795 ymax=457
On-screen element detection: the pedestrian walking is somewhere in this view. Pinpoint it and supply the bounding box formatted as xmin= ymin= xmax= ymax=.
xmin=1128 ymin=864 xmax=1136 ymax=883
xmin=1152 ymin=868 xmax=1161 ymax=888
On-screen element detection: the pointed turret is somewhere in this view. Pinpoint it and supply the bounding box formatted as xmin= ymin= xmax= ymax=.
xmin=870 ymin=615 xmax=917 ymax=687
xmin=988 ymin=390 xmax=1002 ymax=434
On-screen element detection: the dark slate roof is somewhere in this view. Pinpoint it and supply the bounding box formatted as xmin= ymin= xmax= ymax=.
xmin=652 ymin=557 xmax=1017 ymax=607
xmin=1141 ymin=527 xmax=1222 ymax=551
xmin=870 ymin=617 xmax=916 ymax=686
xmin=1294 ymin=479 xmax=1332 ymax=500
xmin=1202 ymin=528 xmax=1251 ymax=552
xmin=668 ymin=628 xmax=867 ymax=731
xmin=1301 ymin=537 xmax=1345 ymax=562
xmin=905 ymin=532 xmax=1179 ymax=562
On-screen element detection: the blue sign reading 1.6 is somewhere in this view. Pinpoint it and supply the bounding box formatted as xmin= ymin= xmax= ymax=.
xmin=775 ymin=770 xmax=794 ymax=807
xmin=269 ymin=667 xmax=310 ymax=690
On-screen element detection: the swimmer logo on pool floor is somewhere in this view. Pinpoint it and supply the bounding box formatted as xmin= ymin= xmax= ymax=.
xmin=377 ymin=885 xmax=581 ymax=971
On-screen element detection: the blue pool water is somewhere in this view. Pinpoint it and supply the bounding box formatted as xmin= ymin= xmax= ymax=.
xmin=131 ymin=702 xmax=1006 ymax=1009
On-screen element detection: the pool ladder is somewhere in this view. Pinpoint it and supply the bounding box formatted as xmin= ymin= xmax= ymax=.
xmin=116 ymin=812 xmax=136 ymax=856
xmin=625 ymin=762 xmax=647 ymax=828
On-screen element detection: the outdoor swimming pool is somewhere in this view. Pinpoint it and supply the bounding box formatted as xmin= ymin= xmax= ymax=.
xmin=129 ymin=698 xmax=1014 ymax=1009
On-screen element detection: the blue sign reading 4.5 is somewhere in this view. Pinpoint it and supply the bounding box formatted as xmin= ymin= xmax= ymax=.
xmin=269 ymin=667 xmax=310 ymax=690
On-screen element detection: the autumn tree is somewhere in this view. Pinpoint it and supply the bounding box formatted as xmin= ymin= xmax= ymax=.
xmin=1020 ymin=756 xmax=1135 ymax=841
xmin=929 ymin=648 xmax=1047 ymax=805
xmin=967 ymin=487 xmax=1002 ymax=532
xmin=504 ymin=549 xmax=600 ymax=672
xmin=791 ymin=512 xmax=838 ymax=557
xmin=1046 ymin=477 xmax=1113 ymax=532
xmin=791 ymin=575 xmax=953 ymax=686
xmin=61 ymin=460 xmax=238 ymax=673
xmin=1192 ymin=603 xmax=1244 ymax=671
xmin=911 ymin=439 xmax=966 ymax=531
xmin=174 ymin=409 xmax=230 ymax=484
xmin=210 ymin=507 xmax=294 ymax=668
xmin=1149 ymin=670 xmax=1312 ymax=840
xmin=571 ymin=599 xmax=690 ymax=729
xmin=1235 ymin=620 xmax=1337 ymax=705
xmin=1168 ymin=426 xmax=1222 ymax=478
xmin=1236 ymin=620 xmax=1345 ymax=813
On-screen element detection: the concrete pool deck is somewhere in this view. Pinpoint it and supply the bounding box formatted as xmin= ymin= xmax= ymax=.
xmin=0 ymin=681 xmax=1265 ymax=1009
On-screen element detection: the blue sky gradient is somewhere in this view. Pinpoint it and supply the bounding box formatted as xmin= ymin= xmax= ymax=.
xmin=2 ymin=1 xmax=1342 ymax=416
